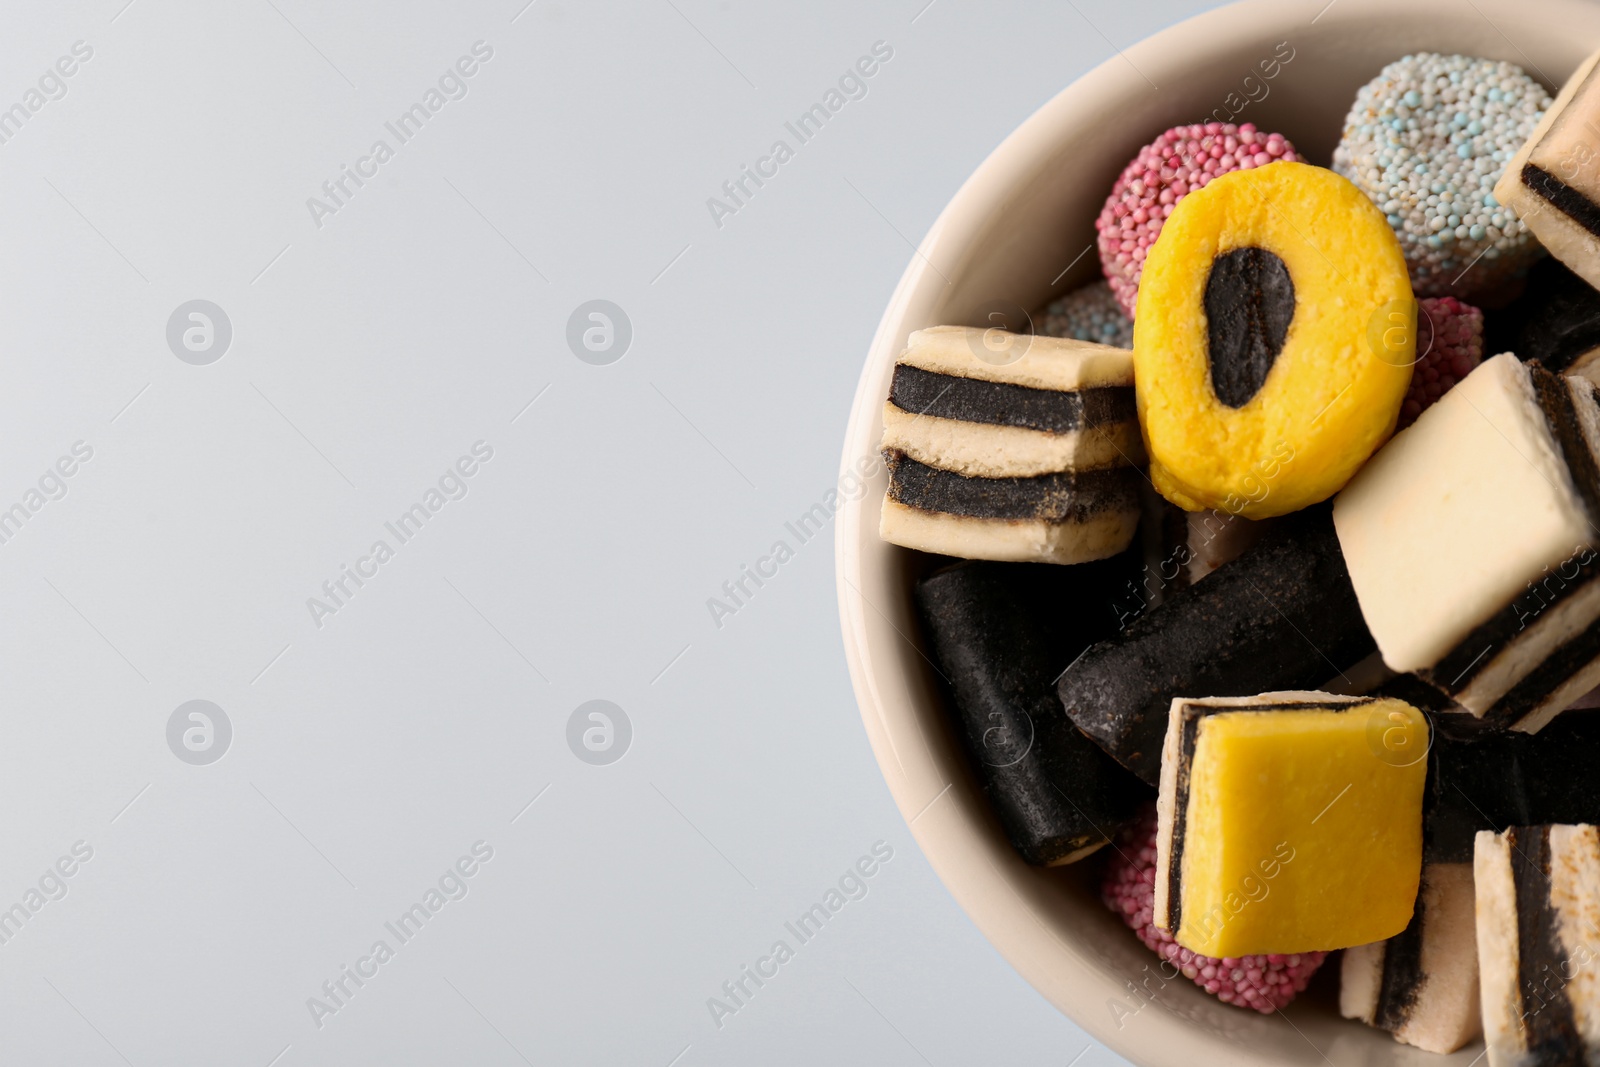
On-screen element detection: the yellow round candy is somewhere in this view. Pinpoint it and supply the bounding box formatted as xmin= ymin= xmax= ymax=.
xmin=1134 ymin=161 xmax=1414 ymax=519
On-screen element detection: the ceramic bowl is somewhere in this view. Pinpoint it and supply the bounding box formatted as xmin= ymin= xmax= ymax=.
xmin=834 ymin=1 xmax=1600 ymax=1062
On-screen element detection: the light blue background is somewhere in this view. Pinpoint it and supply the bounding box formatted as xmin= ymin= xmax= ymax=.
xmin=0 ymin=1 xmax=1247 ymax=1063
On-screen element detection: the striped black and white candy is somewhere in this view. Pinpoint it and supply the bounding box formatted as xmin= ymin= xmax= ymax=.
xmin=1498 ymin=47 xmax=1600 ymax=298
xmin=1475 ymin=824 xmax=1600 ymax=1067
xmin=1341 ymin=863 xmax=1481 ymax=1054
xmin=1337 ymin=354 xmax=1600 ymax=734
xmin=882 ymin=451 xmax=1142 ymax=566
xmin=880 ymin=325 xmax=1142 ymax=478
xmin=879 ymin=326 xmax=1144 ymax=565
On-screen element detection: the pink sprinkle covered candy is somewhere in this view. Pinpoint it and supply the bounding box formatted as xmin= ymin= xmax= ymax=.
xmin=1400 ymin=296 xmax=1484 ymax=428
xmin=1096 ymin=123 xmax=1299 ymax=318
xmin=1100 ymin=805 xmax=1326 ymax=1013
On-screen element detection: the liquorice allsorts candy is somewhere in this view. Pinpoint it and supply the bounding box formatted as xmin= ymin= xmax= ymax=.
xmin=881 ymin=326 xmax=1142 ymax=477
xmin=1096 ymin=122 xmax=1299 ymax=317
xmin=1335 ymin=353 xmax=1600 ymax=733
xmin=915 ymin=557 xmax=1150 ymax=866
xmin=879 ymin=326 xmax=1143 ymax=564
xmin=1340 ymin=863 xmax=1482 ymax=1055
xmin=1134 ymin=161 xmax=1415 ymax=518
xmin=1497 ymin=44 xmax=1600 ymax=295
xmin=1337 ymin=53 xmax=1551 ymax=297
xmin=881 ymin=453 xmax=1141 ymax=565
xmin=1153 ymin=691 xmax=1427 ymax=957
xmin=1058 ymin=504 xmax=1376 ymax=784
xmin=1475 ymin=824 xmax=1600 ymax=1067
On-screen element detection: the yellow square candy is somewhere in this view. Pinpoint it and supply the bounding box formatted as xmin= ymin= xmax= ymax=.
xmin=1155 ymin=692 xmax=1427 ymax=957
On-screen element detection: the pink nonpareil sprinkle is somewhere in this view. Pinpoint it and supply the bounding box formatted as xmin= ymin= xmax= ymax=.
xmin=1100 ymin=805 xmax=1326 ymax=1013
xmin=1399 ymin=296 xmax=1484 ymax=428
xmin=1095 ymin=123 xmax=1300 ymax=318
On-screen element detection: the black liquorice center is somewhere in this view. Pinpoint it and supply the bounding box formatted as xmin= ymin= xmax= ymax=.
xmin=1204 ymin=246 xmax=1295 ymax=408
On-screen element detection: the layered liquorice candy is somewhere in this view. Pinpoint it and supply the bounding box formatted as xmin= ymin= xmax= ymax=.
xmin=1341 ymin=863 xmax=1482 ymax=1054
xmin=1496 ymin=44 xmax=1600 ymax=293
xmin=1475 ymin=824 xmax=1600 ymax=1067
xmin=1152 ymin=691 xmax=1427 ymax=957
xmin=879 ymin=326 xmax=1145 ymax=565
xmin=880 ymin=326 xmax=1143 ymax=478
xmin=915 ymin=557 xmax=1151 ymax=866
xmin=1336 ymin=353 xmax=1600 ymax=733
xmin=1058 ymin=504 xmax=1376 ymax=784
xmin=881 ymin=451 xmax=1141 ymax=565
xmin=1134 ymin=161 xmax=1414 ymax=518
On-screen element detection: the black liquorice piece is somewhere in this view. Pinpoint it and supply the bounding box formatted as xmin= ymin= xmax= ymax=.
xmin=1057 ymin=504 xmax=1375 ymax=784
xmin=1506 ymin=256 xmax=1600 ymax=381
xmin=915 ymin=556 xmax=1151 ymax=866
xmin=1424 ymin=710 xmax=1600 ymax=862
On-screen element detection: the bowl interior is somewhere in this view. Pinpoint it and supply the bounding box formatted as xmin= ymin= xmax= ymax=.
xmin=835 ymin=2 xmax=1600 ymax=1064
